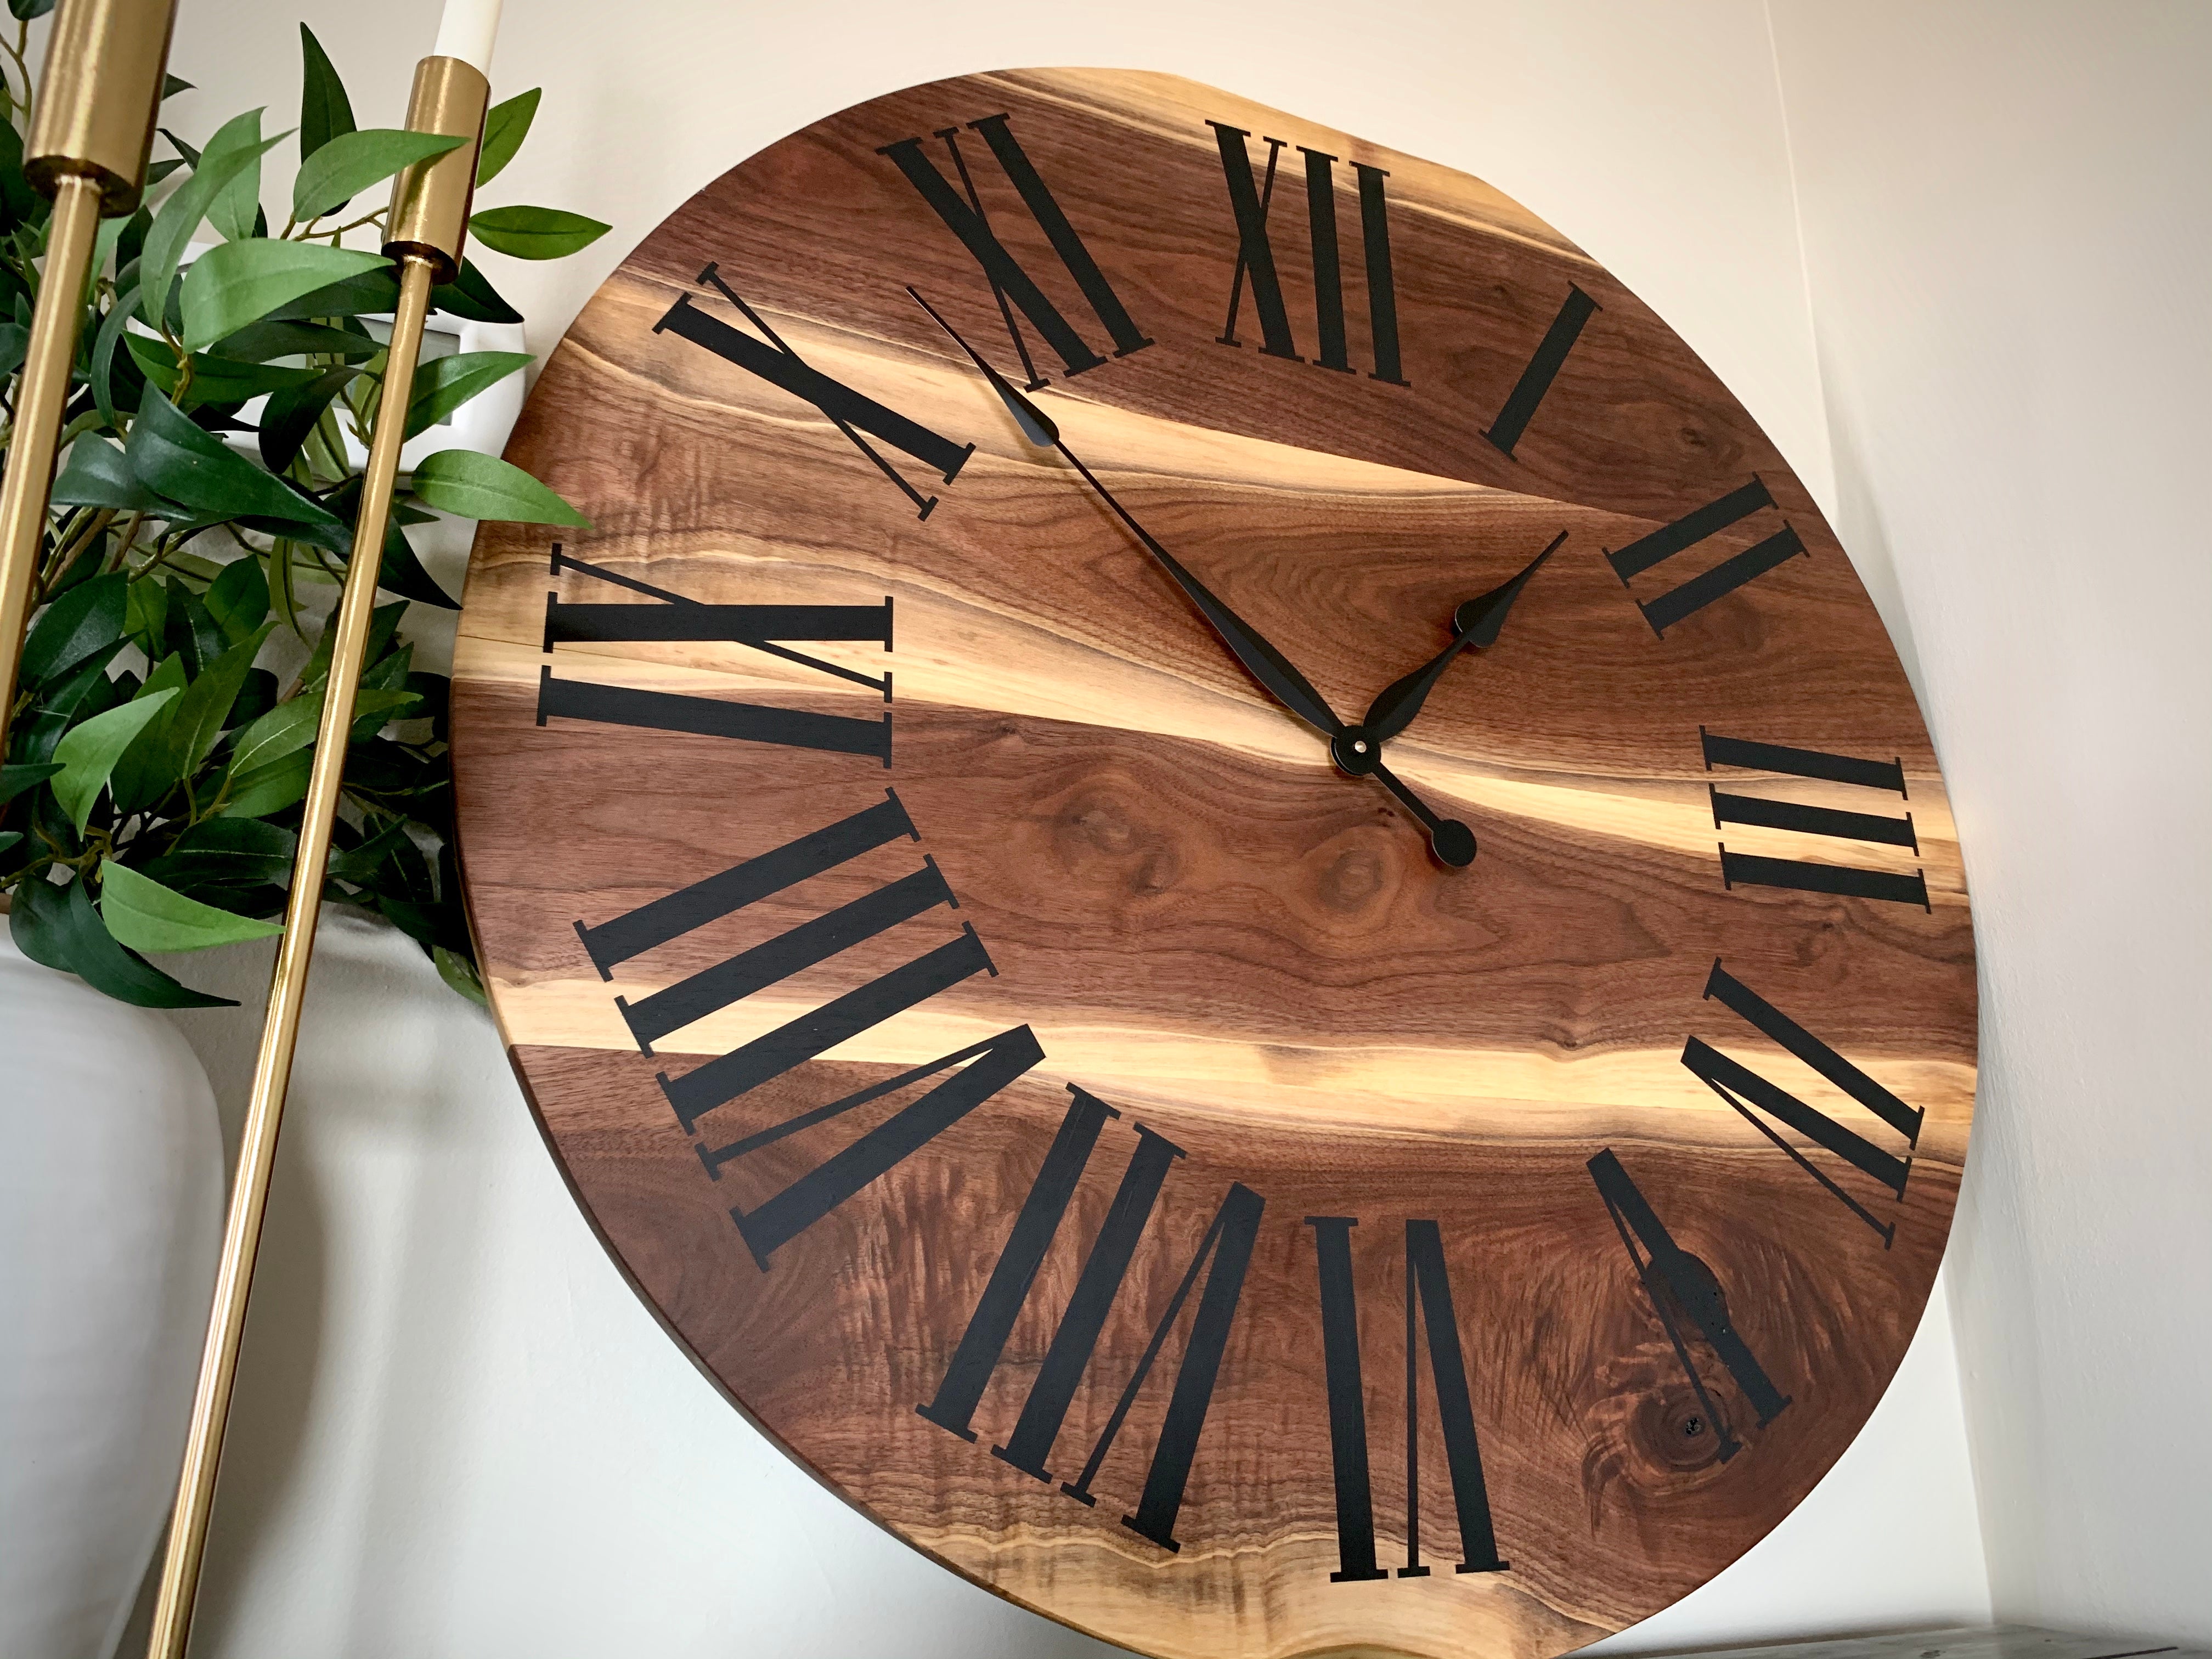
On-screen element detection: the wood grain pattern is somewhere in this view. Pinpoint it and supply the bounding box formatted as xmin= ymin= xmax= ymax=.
xmin=449 ymin=70 xmax=1977 ymax=1659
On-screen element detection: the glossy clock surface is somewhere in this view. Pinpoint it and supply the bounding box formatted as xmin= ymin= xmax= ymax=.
xmin=449 ymin=69 xmax=1977 ymax=1659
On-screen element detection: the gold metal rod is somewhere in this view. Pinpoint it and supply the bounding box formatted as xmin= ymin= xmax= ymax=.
xmin=0 ymin=173 xmax=104 ymax=755
xmin=143 ymin=253 xmax=443 ymax=1659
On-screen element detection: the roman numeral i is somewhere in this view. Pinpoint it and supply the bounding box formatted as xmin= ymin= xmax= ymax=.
xmin=916 ymin=1088 xmax=1263 ymax=1554
xmin=1209 ymin=122 xmax=1408 ymax=385
xmin=574 ymin=786 xmax=1043 ymax=1268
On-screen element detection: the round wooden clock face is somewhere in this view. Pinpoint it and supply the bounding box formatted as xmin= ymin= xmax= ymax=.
xmin=450 ymin=69 xmax=1976 ymax=1659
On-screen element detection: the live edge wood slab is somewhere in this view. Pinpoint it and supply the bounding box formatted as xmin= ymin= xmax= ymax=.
xmin=449 ymin=69 xmax=1978 ymax=1659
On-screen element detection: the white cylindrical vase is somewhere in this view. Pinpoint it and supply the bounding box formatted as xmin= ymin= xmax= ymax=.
xmin=0 ymin=931 xmax=224 ymax=1659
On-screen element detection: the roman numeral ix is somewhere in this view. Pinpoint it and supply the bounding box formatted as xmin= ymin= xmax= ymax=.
xmin=573 ymin=786 xmax=1043 ymax=1268
xmin=1702 ymin=727 xmax=1931 ymax=910
xmin=1685 ymin=960 xmax=1926 ymax=1247
xmin=881 ymin=113 xmax=1153 ymax=388
xmin=655 ymin=262 xmax=974 ymax=518
xmin=1588 ymin=1149 xmax=1791 ymax=1462
xmin=537 ymin=546 xmax=895 ymax=764
xmin=917 ymin=1088 xmax=1263 ymax=1554
xmin=1606 ymin=476 xmax=1808 ymax=636
xmin=1209 ymin=122 xmax=1407 ymax=386
xmin=1307 ymin=1216 xmax=1508 ymax=1583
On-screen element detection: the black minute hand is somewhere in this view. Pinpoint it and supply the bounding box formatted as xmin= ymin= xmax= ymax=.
xmin=1361 ymin=530 xmax=1567 ymax=744
xmin=910 ymin=287 xmax=1345 ymax=741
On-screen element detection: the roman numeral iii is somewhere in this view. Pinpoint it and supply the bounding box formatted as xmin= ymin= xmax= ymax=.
xmin=573 ymin=788 xmax=1041 ymax=1267
xmin=656 ymin=262 xmax=974 ymax=518
xmin=1606 ymin=476 xmax=1808 ymax=636
xmin=1588 ymin=1149 xmax=1791 ymax=1462
xmin=537 ymin=546 xmax=895 ymax=764
xmin=1685 ymin=960 xmax=1926 ymax=1246
xmin=1306 ymin=1216 xmax=1508 ymax=1583
xmin=1702 ymin=727 xmax=1931 ymax=910
xmin=917 ymin=1090 xmax=1263 ymax=1553
xmin=881 ymin=114 xmax=1153 ymax=386
xmin=1209 ymin=122 xmax=1408 ymax=385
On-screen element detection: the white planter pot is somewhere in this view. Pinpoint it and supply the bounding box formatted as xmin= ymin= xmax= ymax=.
xmin=0 ymin=933 xmax=224 ymax=1659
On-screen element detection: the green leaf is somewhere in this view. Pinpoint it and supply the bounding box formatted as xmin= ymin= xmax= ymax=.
xmin=293 ymin=128 xmax=464 ymax=224
xmin=99 ymin=859 xmax=285 ymax=953
xmin=159 ymin=127 xmax=201 ymax=168
xmin=205 ymin=557 xmax=272 ymax=642
xmin=9 ymin=874 xmax=238 ymax=1008
xmin=7 ymin=0 xmax=57 ymax=22
xmin=320 ymin=479 xmax=457 ymax=606
xmin=127 ymin=386 xmax=343 ymax=527
xmin=297 ymin=24 xmax=357 ymax=162
xmin=433 ymin=944 xmax=487 ymax=1005
xmin=168 ymin=621 xmax=276 ymax=778
xmin=125 ymin=574 xmax=169 ymax=657
xmin=91 ymin=281 xmax=144 ymax=430
xmin=179 ymin=240 xmax=390 ymax=353
xmin=20 ymin=572 xmax=126 ymax=684
xmin=49 ymin=686 xmax=178 ymax=832
xmin=219 ymin=749 xmax=311 ymax=819
xmin=167 ymin=585 xmax=227 ymax=677
xmin=137 ymin=817 xmax=297 ymax=892
xmin=125 ymin=333 xmax=324 ymax=409
xmin=475 ymin=88 xmax=541 ymax=187
xmin=52 ymin=436 xmax=164 ymax=511
xmin=108 ymin=652 xmax=189 ymax=814
xmin=263 ymin=267 xmax=400 ymax=322
xmin=223 ymin=684 xmax=416 ymax=788
xmin=405 ymin=349 xmax=531 ymax=438
xmin=257 ymin=365 xmax=359 ymax=472
xmin=327 ymin=816 xmax=411 ymax=884
xmin=212 ymin=318 xmax=379 ymax=363
xmin=467 ymin=205 xmax=611 ymax=261
xmin=140 ymin=111 xmax=290 ymax=328
xmin=409 ymin=449 xmax=590 ymax=525
xmin=163 ymin=74 xmax=194 ymax=99
xmin=207 ymin=110 xmax=266 ymax=244
xmin=14 ymin=647 xmax=126 ymax=764
xmin=301 ymin=598 xmax=405 ymax=691
xmin=428 ymin=258 xmax=522 ymax=324
xmin=0 ymin=761 xmax=61 ymax=805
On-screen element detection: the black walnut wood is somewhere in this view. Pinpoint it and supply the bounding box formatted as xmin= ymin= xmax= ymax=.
xmin=449 ymin=69 xmax=1977 ymax=1659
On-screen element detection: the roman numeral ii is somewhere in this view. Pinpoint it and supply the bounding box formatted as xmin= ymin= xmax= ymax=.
xmin=917 ymin=1088 xmax=1263 ymax=1553
xmin=1702 ymin=726 xmax=1931 ymax=909
xmin=1306 ymin=1217 xmax=1507 ymax=1582
xmin=537 ymin=546 xmax=895 ymax=765
xmin=1210 ymin=122 xmax=1408 ymax=385
xmin=1606 ymin=476 xmax=1807 ymax=636
xmin=573 ymin=787 xmax=1043 ymax=1268
xmin=881 ymin=114 xmax=1153 ymax=387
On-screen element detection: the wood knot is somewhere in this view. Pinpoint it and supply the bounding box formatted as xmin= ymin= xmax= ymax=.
xmin=1318 ymin=844 xmax=1390 ymax=912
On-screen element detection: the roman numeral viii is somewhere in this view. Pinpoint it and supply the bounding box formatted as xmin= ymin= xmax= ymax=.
xmin=1307 ymin=1217 xmax=1508 ymax=1583
xmin=1210 ymin=122 xmax=1408 ymax=385
xmin=1702 ymin=727 xmax=1930 ymax=909
xmin=573 ymin=787 xmax=1043 ymax=1268
xmin=655 ymin=262 xmax=975 ymax=519
xmin=1588 ymin=1149 xmax=1792 ymax=1462
xmin=1686 ymin=960 xmax=1926 ymax=1247
xmin=917 ymin=1088 xmax=1263 ymax=1553
xmin=1606 ymin=476 xmax=1808 ymax=636
xmin=881 ymin=114 xmax=1153 ymax=388
xmin=537 ymin=546 xmax=895 ymax=764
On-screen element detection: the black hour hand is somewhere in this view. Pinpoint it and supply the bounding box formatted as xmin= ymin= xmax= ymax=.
xmin=1362 ymin=531 xmax=1567 ymax=744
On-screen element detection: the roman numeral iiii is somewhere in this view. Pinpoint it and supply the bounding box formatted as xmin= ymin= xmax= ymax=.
xmin=572 ymin=787 xmax=1042 ymax=1268
xmin=1306 ymin=1216 xmax=1508 ymax=1582
xmin=1588 ymin=1149 xmax=1791 ymax=1462
xmin=881 ymin=114 xmax=1153 ymax=386
xmin=917 ymin=1089 xmax=1263 ymax=1553
xmin=1702 ymin=726 xmax=1931 ymax=909
xmin=1606 ymin=476 xmax=1808 ymax=636
xmin=536 ymin=546 xmax=896 ymax=764
xmin=1209 ymin=121 xmax=1407 ymax=385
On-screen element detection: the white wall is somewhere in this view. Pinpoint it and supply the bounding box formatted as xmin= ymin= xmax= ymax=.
xmin=110 ymin=0 xmax=2021 ymax=1652
xmin=1769 ymin=3 xmax=2212 ymax=1644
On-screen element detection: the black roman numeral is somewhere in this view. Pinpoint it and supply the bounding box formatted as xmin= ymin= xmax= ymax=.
xmin=654 ymin=262 xmax=975 ymax=518
xmin=1685 ymin=960 xmax=1925 ymax=1247
xmin=1482 ymin=285 xmax=1599 ymax=458
xmin=880 ymin=114 xmax=1153 ymax=386
xmin=917 ymin=1090 xmax=1263 ymax=1553
xmin=535 ymin=546 xmax=894 ymax=765
xmin=1702 ymin=727 xmax=1930 ymax=910
xmin=573 ymin=787 xmax=1041 ymax=1267
xmin=1606 ymin=476 xmax=1808 ymax=636
xmin=1588 ymin=1149 xmax=1791 ymax=1462
xmin=1209 ymin=122 xmax=1407 ymax=385
xmin=1306 ymin=1217 xmax=1507 ymax=1583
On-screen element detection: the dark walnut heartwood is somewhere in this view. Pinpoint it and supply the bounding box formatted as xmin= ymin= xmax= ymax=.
xmin=449 ymin=70 xmax=1976 ymax=1659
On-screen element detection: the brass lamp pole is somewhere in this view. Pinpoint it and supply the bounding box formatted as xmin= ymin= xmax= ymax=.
xmin=143 ymin=52 xmax=492 ymax=1659
xmin=0 ymin=0 xmax=176 ymax=754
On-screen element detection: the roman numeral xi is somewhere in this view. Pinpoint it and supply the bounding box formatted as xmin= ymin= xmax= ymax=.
xmin=1210 ymin=122 xmax=1408 ymax=385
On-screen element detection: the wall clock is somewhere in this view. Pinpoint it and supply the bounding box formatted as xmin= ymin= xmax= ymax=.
xmin=449 ymin=69 xmax=1976 ymax=1659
